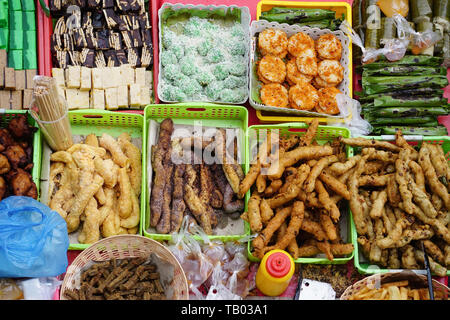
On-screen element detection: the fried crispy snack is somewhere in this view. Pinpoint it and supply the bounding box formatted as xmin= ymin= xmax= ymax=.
xmin=408 ymin=161 xmax=425 ymax=193
xmin=150 ymin=119 xmax=173 ymax=227
xmin=267 ymin=164 xmax=310 ymax=208
xmin=118 ymin=132 xmax=142 ymax=196
xmin=339 ymin=137 xmax=401 ymax=153
xmin=319 ymin=170 xmax=351 ymax=200
xmin=395 ymin=130 xmax=418 ymax=160
xmin=358 ymin=174 xmax=394 ymax=187
xmin=388 ymin=248 xmax=401 ymax=269
xmin=118 ymin=167 xmax=133 ymax=219
xmin=84 ymin=134 xmax=99 ymax=147
xmin=67 ymin=143 xmax=107 ymax=159
xmin=410 ymin=205 xmax=450 ymax=244
xmin=50 ymin=186 xmax=74 ymax=219
xmin=156 ymin=164 xmax=174 ymax=234
xmin=319 ymin=210 xmax=337 ymax=241
xmin=386 ymin=175 xmax=401 ymax=207
xmin=50 ymin=151 xmax=79 ymax=193
xmin=264 ymin=179 xmax=283 ymax=197
xmin=238 ymin=161 xmax=261 ymax=199
xmin=401 ymin=245 xmax=420 ymax=269
xmin=362 ymin=147 xmax=398 ymax=163
xmin=376 ymin=214 xmax=415 ymax=249
xmin=348 ymin=155 xmax=370 ymax=236
xmin=328 ymin=155 xmax=361 ymax=176
xmin=0 ymin=154 xmax=10 ymax=174
xmin=264 ymin=201 xmax=305 ymax=253
xmin=94 ymin=157 xmax=118 ymax=188
xmin=252 ymin=206 xmax=292 ymax=259
xmin=78 ymin=198 xmax=102 ymax=244
xmin=299 ymin=119 xmax=319 ymax=147
xmin=66 ymin=174 xmax=104 ymax=233
xmin=422 ymin=240 xmax=445 ymax=265
xmin=267 ymin=145 xmax=333 ymax=180
xmin=300 ymin=218 xmax=328 ymax=241
xmin=98 ymin=133 xmax=130 ymax=168
xmin=407 ymin=174 xmax=438 ymax=219
xmin=414 ymin=249 xmax=447 ymax=277
xmin=260 ymin=198 xmax=274 ymax=225
xmin=395 ymin=150 xmax=415 ymax=214
xmin=121 ymin=186 xmax=141 ymax=229
xmin=428 ymin=143 xmax=450 ymax=191
xmin=101 ymin=188 xmax=120 ymax=238
xmin=256 ymin=174 xmax=267 ymax=194
xmin=170 ymin=164 xmax=186 ymax=233
xmin=369 ymin=190 xmax=388 ymax=219
xmin=248 ymin=191 xmax=263 ymax=233
xmin=296 ymin=242 xmax=353 ymax=258
xmin=419 ymin=143 xmax=450 ymax=210
xmin=315 ymin=179 xmax=340 ymax=222
xmin=304 ymin=155 xmax=339 ymax=193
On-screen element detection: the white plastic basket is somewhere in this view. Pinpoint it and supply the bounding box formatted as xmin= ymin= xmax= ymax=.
xmin=249 ymin=19 xmax=352 ymax=118
xmin=157 ymin=3 xmax=251 ymax=105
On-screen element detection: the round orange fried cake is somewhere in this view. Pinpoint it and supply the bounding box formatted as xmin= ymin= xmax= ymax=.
xmin=317 ymin=87 xmax=341 ymax=115
xmin=258 ymin=28 xmax=289 ymax=59
xmin=316 ymin=34 xmax=342 ymax=60
xmin=288 ymin=82 xmax=319 ymax=111
xmin=295 ymin=54 xmax=318 ymax=76
xmin=317 ymin=59 xmax=344 ymax=85
xmin=258 ymin=55 xmax=287 ymax=83
xmin=287 ymin=32 xmax=315 ymax=57
xmin=260 ymin=83 xmax=289 ymax=108
xmin=312 ymin=75 xmax=337 ymax=89
xmin=286 ymin=58 xmax=313 ymax=85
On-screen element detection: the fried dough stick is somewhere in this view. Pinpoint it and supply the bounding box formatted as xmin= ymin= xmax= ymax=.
xmin=427 ymin=144 xmax=450 ymax=191
xmin=376 ymin=214 xmax=415 ymax=249
xmin=319 ymin=210 xmax=337 ymax=241
xmin=150 ymin=118 xmax=174 ymax=227
xmin=395 ymin=130 xmax=419 ymax=161
xmin=348 ymin=154 xmax=370 ymax=235
xmin=156 ymin=164 xmax=174 ymax=234
xmin=304 ymin=155 xmax=339 ymax=193
xmin=118 ymin=132 xmax=142 ymax=196
xmin=328 ymin=155 xmax=361 ymax=176
xmin=358 ymin=174 xmax=394 ymax=187
xmin=414 ymin=249 xmax=447 ymax=277
xmin=248 ymin=191 xmax=262 ymax=233
xmin=252 ymin=206 xmax=292 ymax=259
xmin=296 ymin=241 xmax=354 ymax=258
xmin=199 ymin=164 xmax=218 ymax=227
xmin=298 ymin=119 xmax=319 ymax=147
xmin=408 ymin=161 xmax=425 ymax=193
xmin=319 ymin=170 xmax=351 ymax=200
xmin=315 ymin=180 xmax=340 ymax=222
xmin=401 ymin=245 xmax=420 ymax=269
xmin=183 ymin=164 xmax=212 ymax=235
xmin=50 ymin=151 xmax=79 ymax=193
xmin=170 ymin=164 xmax=186 ymax=233
xmin=267 ymin=145 xmax=334 ymax=180
xmin=406 ymin=173 xmax=438 ymax=219
xmin=419 ymin=143 xmax=450 ymax=210
xmin=386 ymin=175 xmax=401 ymax=207
xmin=264 ymin=201 xmax=305 ymax=253
xmin=395 ymin=149 xmax=415 ymax=214
xmin=215 ymin=128 xmax=243 ymax=194
xmin=300 ymin=218 xmax=328 ymax=241
xmin=267 ymin=164 xmax=310 ymax=209
xmin=422 ymin=240 xmax=446 ymax=265
xmin=410 ymin=205 xmax=450 ymax=244
xmin=339 ymin=137 xmax=401 ymax=153
xmin=369 ymin=190 xmax=387 ymax=219
xmin=260 ymin=198 xmax=274 ymax=225
xmin=361 ymin=147 xmax=398 ymax=163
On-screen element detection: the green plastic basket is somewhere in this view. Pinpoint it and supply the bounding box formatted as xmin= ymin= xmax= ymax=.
xmin=353 ymin=135 xmax=450 ymax=276
xmin=245 ymin=123 xmax=355 ymax=264
xmin=142 ymin=103 xmax=249 ymax=243
xmin=39 ymin=109 xmax=145 ymax=251
xmin=0 ymin=110 xmax=41 ymax=199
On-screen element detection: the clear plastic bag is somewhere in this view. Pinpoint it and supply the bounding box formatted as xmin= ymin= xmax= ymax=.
xmin=340 ymin=20 xmax=408 ymax=63
xmin=393 ymin=13 xmax=443 ymax=55
xmin=328 ymin=93 xmax=373 ymax=137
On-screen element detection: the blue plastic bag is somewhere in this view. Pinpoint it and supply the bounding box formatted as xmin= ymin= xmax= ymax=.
xmin=0 ymin=196 xmax=69 ymax=278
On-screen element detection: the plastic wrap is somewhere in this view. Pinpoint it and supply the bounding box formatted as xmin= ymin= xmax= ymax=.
xmin=331 ymin=93 xmax=373 ymax=136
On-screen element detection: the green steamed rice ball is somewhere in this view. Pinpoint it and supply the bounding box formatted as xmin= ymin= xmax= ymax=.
xmin=206 ymin=47 xmax=225 ymax=63
xmin=223 ymin=75 xmax=246 ymax=89
xmin=160 ymin=50 xmax=178 ymax=67
xmin=197 ymin=39 xmax=213 ymax=56
xmin=163 ymin=64 xmax=181 ymax=81
xmin=162 ymin=29 xmax=177 ymax=49
xmin=170 ymin=44 xmax=185 ymax=60
xmin=179 ymin=56 xmax=199 ymax=76
xmin=228 ymin=59 xmax=247 ymax=76
xmin=229 ymin=41 xmax=246 ymax=56
xmin=196 ymin=71 xmax=215 ymax=86
xmin=175 ymin=75 xmax=202 ymax=97
xmin=161 ymin=84 xmax=187 ymax=102
xmin=213 ymin=63 xmax=230 ymax=81
xmin=206 ymin=80 xmax=224 ymax=101
xmin=220 ymin=88 xmax=246 ymax=103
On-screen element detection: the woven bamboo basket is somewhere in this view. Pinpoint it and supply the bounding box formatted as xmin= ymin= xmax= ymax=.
xmin=60 ymin=235 xmax=189 ymax=300
xmin=340 ymin=271 xmax=449 ymax=300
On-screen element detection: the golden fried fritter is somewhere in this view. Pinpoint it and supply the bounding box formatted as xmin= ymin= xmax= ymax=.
xmin=260 ymin=83 xmax=289 ymax=108
xmin=316 ymin=34 xmax=342 ymax=60
xmin=258 ymin=55 xmax=286 ymax=84
xmin=316 ymin=87 xmax=341 ymax=115
xmin=258 ymin=28 xmax=288 ymax=59
xmin=289 ymin=82 xmax=319 ymax=110
xmin=288 ymin=32 xmax=315 ymax=57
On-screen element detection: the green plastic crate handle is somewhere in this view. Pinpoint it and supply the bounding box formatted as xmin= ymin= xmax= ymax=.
xmin=185 ymin=107 xmax=206 ymax=112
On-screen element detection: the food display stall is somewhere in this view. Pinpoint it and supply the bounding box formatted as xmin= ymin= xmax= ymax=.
xmin=0 ymin=0 xmax=448 ymax=302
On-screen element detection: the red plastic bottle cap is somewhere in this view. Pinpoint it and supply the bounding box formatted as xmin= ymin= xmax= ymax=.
xmin=266 ymin=252 xmax=291 ymax=278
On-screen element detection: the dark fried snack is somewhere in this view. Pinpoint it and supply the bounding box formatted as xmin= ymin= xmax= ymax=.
xmin=8 ymin=114 xmax=37 ymax=140
xmin=0 ymin=154 xmax=10 ymax=174
xmin=170 ymin=164 xmax=186 ymax=233
xmin=150 ymin=119 xmax=174 ymax=227
xmin=6 ymin=168 xmax=37 ymax=199
xmin=64 ymin=258 xmax=168 ymax=301
xmin=4 ymin=145 xmax=28 ymax=169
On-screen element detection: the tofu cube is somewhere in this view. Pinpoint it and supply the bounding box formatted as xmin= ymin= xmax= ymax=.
xmin=65 ymin=66 xmax=81 ymax=88
xmin=91 ymin=89 xmax=105 ymax=110
xmin=105 ymin=87 xmax=118 ymax=110
xmin=129 ymin=84 xmax=141 ymax=108
xmin=117 ymin=85 xmax=128 ymax=108
xmin=91 ymin=68 xmax=103 ymax=89
xmin=80 ymin=67 xmax=92 ymax=91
